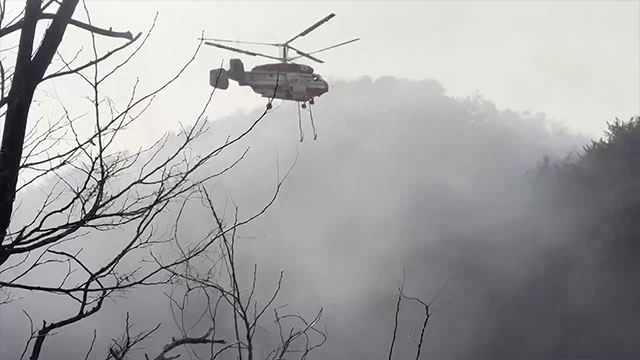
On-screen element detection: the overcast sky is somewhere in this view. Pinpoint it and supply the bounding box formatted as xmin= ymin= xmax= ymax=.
xmin=84 ymin=1 xmax=639 ymax=137
xmin=7 ymin=1 xmax=640 ymax=143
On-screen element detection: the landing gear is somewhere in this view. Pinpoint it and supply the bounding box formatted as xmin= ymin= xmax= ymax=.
xmin=266 ymin=102 xmax=273 ymax=110
xmin=301 ymin=102 xmax=307 ymax=109
xmin=309 ymin=98 xmax=315 ymax=105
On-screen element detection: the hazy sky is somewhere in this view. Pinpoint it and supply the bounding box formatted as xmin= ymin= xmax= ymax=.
xmin=75 ymin=0 xmax=639 ymax=139
xmin=5 ymin=1 xmax=640 ymax=144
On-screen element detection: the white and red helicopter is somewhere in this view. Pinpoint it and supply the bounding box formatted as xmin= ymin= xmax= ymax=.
xmin=202 ymin=13 xmax=359 ymax=140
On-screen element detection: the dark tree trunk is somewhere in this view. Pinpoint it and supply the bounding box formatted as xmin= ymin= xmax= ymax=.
xmin=0 ymin=78 xmax=36 ymax=243
xmin=0 ymin=0 xmax=79 ymax=264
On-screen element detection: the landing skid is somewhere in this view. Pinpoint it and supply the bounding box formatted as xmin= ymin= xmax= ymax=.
xmin=297 ymin=100 xmax=318 ymax=142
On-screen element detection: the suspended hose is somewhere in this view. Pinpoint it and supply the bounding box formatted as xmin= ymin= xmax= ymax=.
xmin=298 ymin=102 xmax=304 ymax=142
xmin=309 ymin=104 xmax=318 ymax=140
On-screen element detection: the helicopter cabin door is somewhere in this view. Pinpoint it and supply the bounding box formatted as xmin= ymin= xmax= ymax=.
xmin=291 ymin=75 xmax=307 ymax=100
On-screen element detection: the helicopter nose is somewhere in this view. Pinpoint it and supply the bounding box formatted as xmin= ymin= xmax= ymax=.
xmin=322 ymin=80 xmax=329 ymax=92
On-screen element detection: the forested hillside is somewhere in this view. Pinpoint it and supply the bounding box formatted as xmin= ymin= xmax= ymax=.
xmin=419 ymin=116 xmax=640 ymax=359
xmin=6 ymin=75 xmax=636 ymax=359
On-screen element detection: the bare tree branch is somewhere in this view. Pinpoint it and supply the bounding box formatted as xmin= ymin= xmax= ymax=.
xmin=0 ymin=12 xmax=134 ymax=40
xmin=400 ymin=291 xmax=431 ymax=360
xmin=388 ymin=274 xmax=405 ymax=360
xmin=152 ymin=328 xmax=226 ymax=360
xmin=107 ymin=313 xmax=161 ymax=360
xmin=41 ymin=31 xmax=141 ymax=82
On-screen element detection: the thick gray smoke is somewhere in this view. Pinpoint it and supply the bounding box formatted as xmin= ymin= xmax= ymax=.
xmin=10 ymin=76 xmax=635 ymax=360
xmin=194 ymin=77 xmax=590 ymax=360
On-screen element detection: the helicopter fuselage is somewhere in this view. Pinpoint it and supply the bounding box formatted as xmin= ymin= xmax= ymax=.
xmin=210 ymin=59 xmax=329 ymax=102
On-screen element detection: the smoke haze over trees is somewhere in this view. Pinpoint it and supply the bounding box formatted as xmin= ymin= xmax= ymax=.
xmin=7 ymin=67 xmax=640 ymax=359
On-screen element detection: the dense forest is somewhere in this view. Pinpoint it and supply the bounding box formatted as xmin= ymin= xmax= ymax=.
xmin=419 ymin=115 xmax=640 ymax=359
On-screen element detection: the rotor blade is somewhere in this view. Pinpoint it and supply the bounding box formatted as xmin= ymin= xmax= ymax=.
xmin=205 ymin=42 xmax=282 ymax=61
xmin=285 ymin=13 xmax=336 ymax=45
xmin=289 ymin=38 xmax=360 ymax=62
xmin=288 ymin=45 xmax=324 ymax=63
xmin=306 ymin=38 xmax=360 ymax=56
xmin=200 ymin=37 xmax=279 ymax=47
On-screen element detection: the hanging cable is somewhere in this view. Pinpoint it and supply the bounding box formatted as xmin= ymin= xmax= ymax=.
xmin=309 ymin=103 xmax=318 ymax=140
xmin=298 ymin=102 xmax=304 ymax=142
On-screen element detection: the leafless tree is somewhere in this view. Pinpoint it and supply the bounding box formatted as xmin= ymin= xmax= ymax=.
xmin=96 ymin=186 xmax=327 ymax=360
xmin=0 ymin=3 xmax=436 ymax=360
xmin=0 ymin=1 xmax=286 ymax=359
xmin=387 ymin=273 xmax=435 ymax=360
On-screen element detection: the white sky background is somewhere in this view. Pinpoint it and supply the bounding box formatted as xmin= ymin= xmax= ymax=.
xmin=7 ymin=0 xmax=640 ymax=146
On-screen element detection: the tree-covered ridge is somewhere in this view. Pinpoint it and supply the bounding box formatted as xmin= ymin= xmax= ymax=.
xmin=536 ymin=115 xmax=640 ymax=228
xmin=470 ymin=115 xmax=640 ymax=359
xmin=545 ymin=115 xmax=640 ymax=266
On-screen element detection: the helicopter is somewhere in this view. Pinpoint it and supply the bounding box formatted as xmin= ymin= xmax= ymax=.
xmin=202 ymin=13 xmax=359 ymax=140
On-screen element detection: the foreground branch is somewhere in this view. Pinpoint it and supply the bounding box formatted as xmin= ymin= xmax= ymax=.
xmin=0 ymin=12 xmax=134 ymax=40
xmin=152 ymin=328 xmax=226 ymax=360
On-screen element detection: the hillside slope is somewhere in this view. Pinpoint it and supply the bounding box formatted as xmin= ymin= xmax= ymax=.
xmin=2 ymin=76 xmax=596 ymax=359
